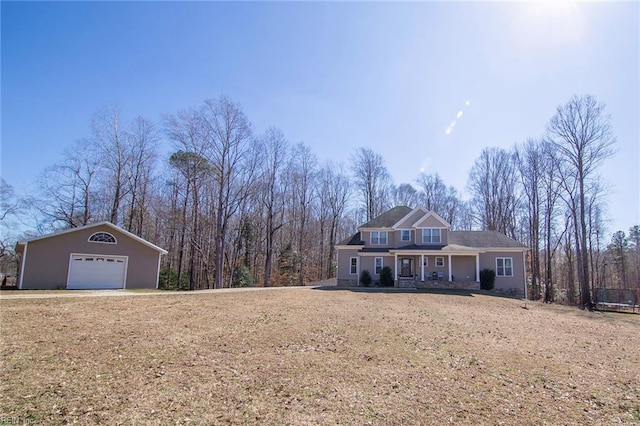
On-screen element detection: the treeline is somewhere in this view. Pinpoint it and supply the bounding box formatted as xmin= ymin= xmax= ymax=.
xmin=0 ymin=94 xmax=636 ymax=306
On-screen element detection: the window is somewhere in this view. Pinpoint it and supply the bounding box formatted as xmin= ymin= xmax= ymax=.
xmin=422 ymin=228 xmax=441 ymax=244
xmin=435 ymin=257 xmax=444 ymax=267
xmin=350 ymin=257 xmax=358 ymax=275
xmin=400 ymin=229 xmax=411 ymax=242
xmin=89 ymin=232 xmax=117 ymax=244
xmin=370 ymin=231 xmax=388 ymax=245
xmin=496 ymin=257 xmax=513 ymax=277
xmin=375 ymin=257 xmax=383 ymax=275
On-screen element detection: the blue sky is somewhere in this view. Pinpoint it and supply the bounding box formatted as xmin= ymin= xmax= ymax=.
xmin=1 ymin=1 xmax=638 ymax=235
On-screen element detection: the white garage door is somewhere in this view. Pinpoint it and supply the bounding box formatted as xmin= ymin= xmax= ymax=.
xmin=68 ymin=255 xmax=127 ymax=289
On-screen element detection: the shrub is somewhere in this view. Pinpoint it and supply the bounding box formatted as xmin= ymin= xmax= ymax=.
xmin=359 ymin=270 xmax=372 ymax=287
xmin=380 ymin=266 xmax=394 ymax=287
xmin=158 ymin=268 xmax=189 ymax=291
xmin=232 ymin=265 xmax=255 ymax=288
xmin=480 ymin=268 xmax=496 ymax=290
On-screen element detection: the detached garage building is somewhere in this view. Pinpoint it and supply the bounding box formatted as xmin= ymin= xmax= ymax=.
xmin=15 ymin=222 xmax=167 ymax=290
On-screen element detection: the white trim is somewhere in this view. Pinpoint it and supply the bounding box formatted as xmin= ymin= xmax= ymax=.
xmin=411 ymin=210 xmax=451 ymax=229
xmin=448 ymin=254 xmax=452 ymax=282
xmin=358 ymin=252 xmax=391 ymax=257
xmin=18 ymin=243 xmax=28 ymax=290
xmin=496 ymin=257 xmax=514 ymax=277
xmin=374 ymin=257 xmax=383 ymax=275
xmin=475 ymin=254 xmax=480 ymax=283
xmin=522 ymin=251 xmax=527 ymax=300
xmin=483 ymin=248 xmax=528 ymax=253
xmin=349 ymin=257 xmax=358 ymax=275
xmin=421 ymin=228 xmax=442 ymax=244
xmin=395 ymin=253 xmax=398 ymax=280
xmin=88 ymin=231 xmax=117 ymax=244
xmin=334 ymin=244 xmax=364 ymax=250
xmin=370 ymin=231 xmax=388 ymax=245
xmin=156 ymin=253 xmax=162 ymax=289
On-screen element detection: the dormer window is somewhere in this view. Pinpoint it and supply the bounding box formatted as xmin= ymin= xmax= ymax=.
xmin=88 ymin=232 xmax=117 ymax=244
xmin=422 ymin=228 xmax=441 ymax=244
xmin=370 ymin=231 xmax=388 ymax=245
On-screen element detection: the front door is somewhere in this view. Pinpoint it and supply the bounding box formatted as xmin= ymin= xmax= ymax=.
xmin=400 ymin=258 xmax=412 ymax=277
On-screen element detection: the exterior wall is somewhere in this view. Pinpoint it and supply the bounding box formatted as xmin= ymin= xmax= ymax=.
xmin=414 ymin=227 xmax=449 ymax=246
xmin=360 ymin=230 xmax=393 ymax=249
xmin=479 ymin=251 xmax=525 ymax=296
xmin=21 ymin=225 xmax=162 ymax=290
xmin=451 ymin=256 xmax=477 ymax=282
xmin=393 ymin=229 xmax=415 ymax=246
xmin=337 ymin=248 xmax=361 ymax=282
xmin=359 ymin=255 xmax=395 ymax=281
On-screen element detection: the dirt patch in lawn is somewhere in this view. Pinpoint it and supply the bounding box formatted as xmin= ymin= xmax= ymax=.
xmin=1 ymin=288 xmax=639 ymax=424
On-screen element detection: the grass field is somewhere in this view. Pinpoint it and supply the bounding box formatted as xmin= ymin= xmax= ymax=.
xmin=1 ymin=288 xmax=639 ymax=425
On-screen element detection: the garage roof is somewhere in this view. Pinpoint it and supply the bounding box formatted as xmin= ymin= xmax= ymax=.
xmin=15 ymin=221 xmax=168 ymax=254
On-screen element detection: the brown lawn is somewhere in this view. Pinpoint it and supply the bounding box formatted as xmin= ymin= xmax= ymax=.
xmin=1 ymin=288 xmax=639 ymax=425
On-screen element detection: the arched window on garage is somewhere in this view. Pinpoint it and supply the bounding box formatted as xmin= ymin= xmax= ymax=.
xmin=88 ymin=232 xmax=117 ymax=244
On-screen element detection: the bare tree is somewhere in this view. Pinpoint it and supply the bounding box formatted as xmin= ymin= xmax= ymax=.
xmin=392 ymin=183 xmax=420 ymax=208
xmin=34 ymin=139 xmax=99 ymax=229
xmin=123 ymin=116 xmax=160 ymax=235
xmin=546 ymin=94 xmax=616 ymax=309
xmin=467 ymin=147 xmax=520 ymax=236
xmin=288 ymin=143 xmax=317 ymax=286
xmin=201 ymin=96 xmax=255 ymax=289
xmin=351 ymin=147 xmax=392 ymax=221
xmin=516 ymin=139 xmax=544 ymax=299
xmin=258 ymin=127 xmax=288 ymax=287
xmin=92 ymin=106 xmax=131 ymax=225
xmin=318 ymin=162 xmax=351 ymax=278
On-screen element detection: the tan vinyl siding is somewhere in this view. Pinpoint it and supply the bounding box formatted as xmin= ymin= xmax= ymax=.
xmin=450 ymin=255 xmax=477 ymax=281
xmin=394 ymin=229 xmax=413 ymax=246
xmin=21 ymin=225 xmax=161 ymax=290
xmin=414 ymin=214 xmax=448 ymax=228
xmin=479 ymin=251 xmax=525 ymax=292
xmin=361 ymin=230 xmax=392 ymax=248
xmin=359 ymin=255 xmax=394 ymax=278
xmin=337 ymin=248 xmax=361 ymax=280
xmin=394 ymin=209 xmax=429 ymax=229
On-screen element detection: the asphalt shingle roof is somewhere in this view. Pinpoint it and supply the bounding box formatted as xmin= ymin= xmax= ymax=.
xmin=448 ymin=231 xmax=527 ymax=249
xmin=337 ymin=232 xmax=364 ymax=246
xmin=358 ymin=206 xmax=413 ymax=229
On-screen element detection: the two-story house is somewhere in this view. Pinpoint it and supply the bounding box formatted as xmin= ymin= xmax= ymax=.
xmin=336 ymin=206 xmax=528 ymax=296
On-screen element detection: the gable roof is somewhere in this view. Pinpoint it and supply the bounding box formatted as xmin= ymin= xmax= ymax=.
xmin=411 ymin=210 xmax=451 ymax=228
xmin=358 ymin=206 xmax=413 ymax=229
xmin=16 ymin=221 xmax=168 ymax=254
xmin=448 ymin=231 xmax=527 ymax=249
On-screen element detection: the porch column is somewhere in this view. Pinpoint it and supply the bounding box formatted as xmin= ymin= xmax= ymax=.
xmin=421 ymin=254 xmax=425 ymax=282
xmin=394 ymin=253 xmax=398 ymax=280
xmin=475 ymin=254 xmax=480 ymax=282
xmin=448 ymin=254 xmax=452 ymax=282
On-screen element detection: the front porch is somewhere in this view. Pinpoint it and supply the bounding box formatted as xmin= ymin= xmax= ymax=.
xmin=392 ymin=252 xmax=481 ymax=289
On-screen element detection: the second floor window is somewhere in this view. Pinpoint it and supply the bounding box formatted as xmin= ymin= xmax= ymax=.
xmin=400 ymin=229 xmax=411 ymax=242
xmin=422 ymin=228 xmax=441 ymax=244
xmin=371 ymin=231 xmax=388 ymax=245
